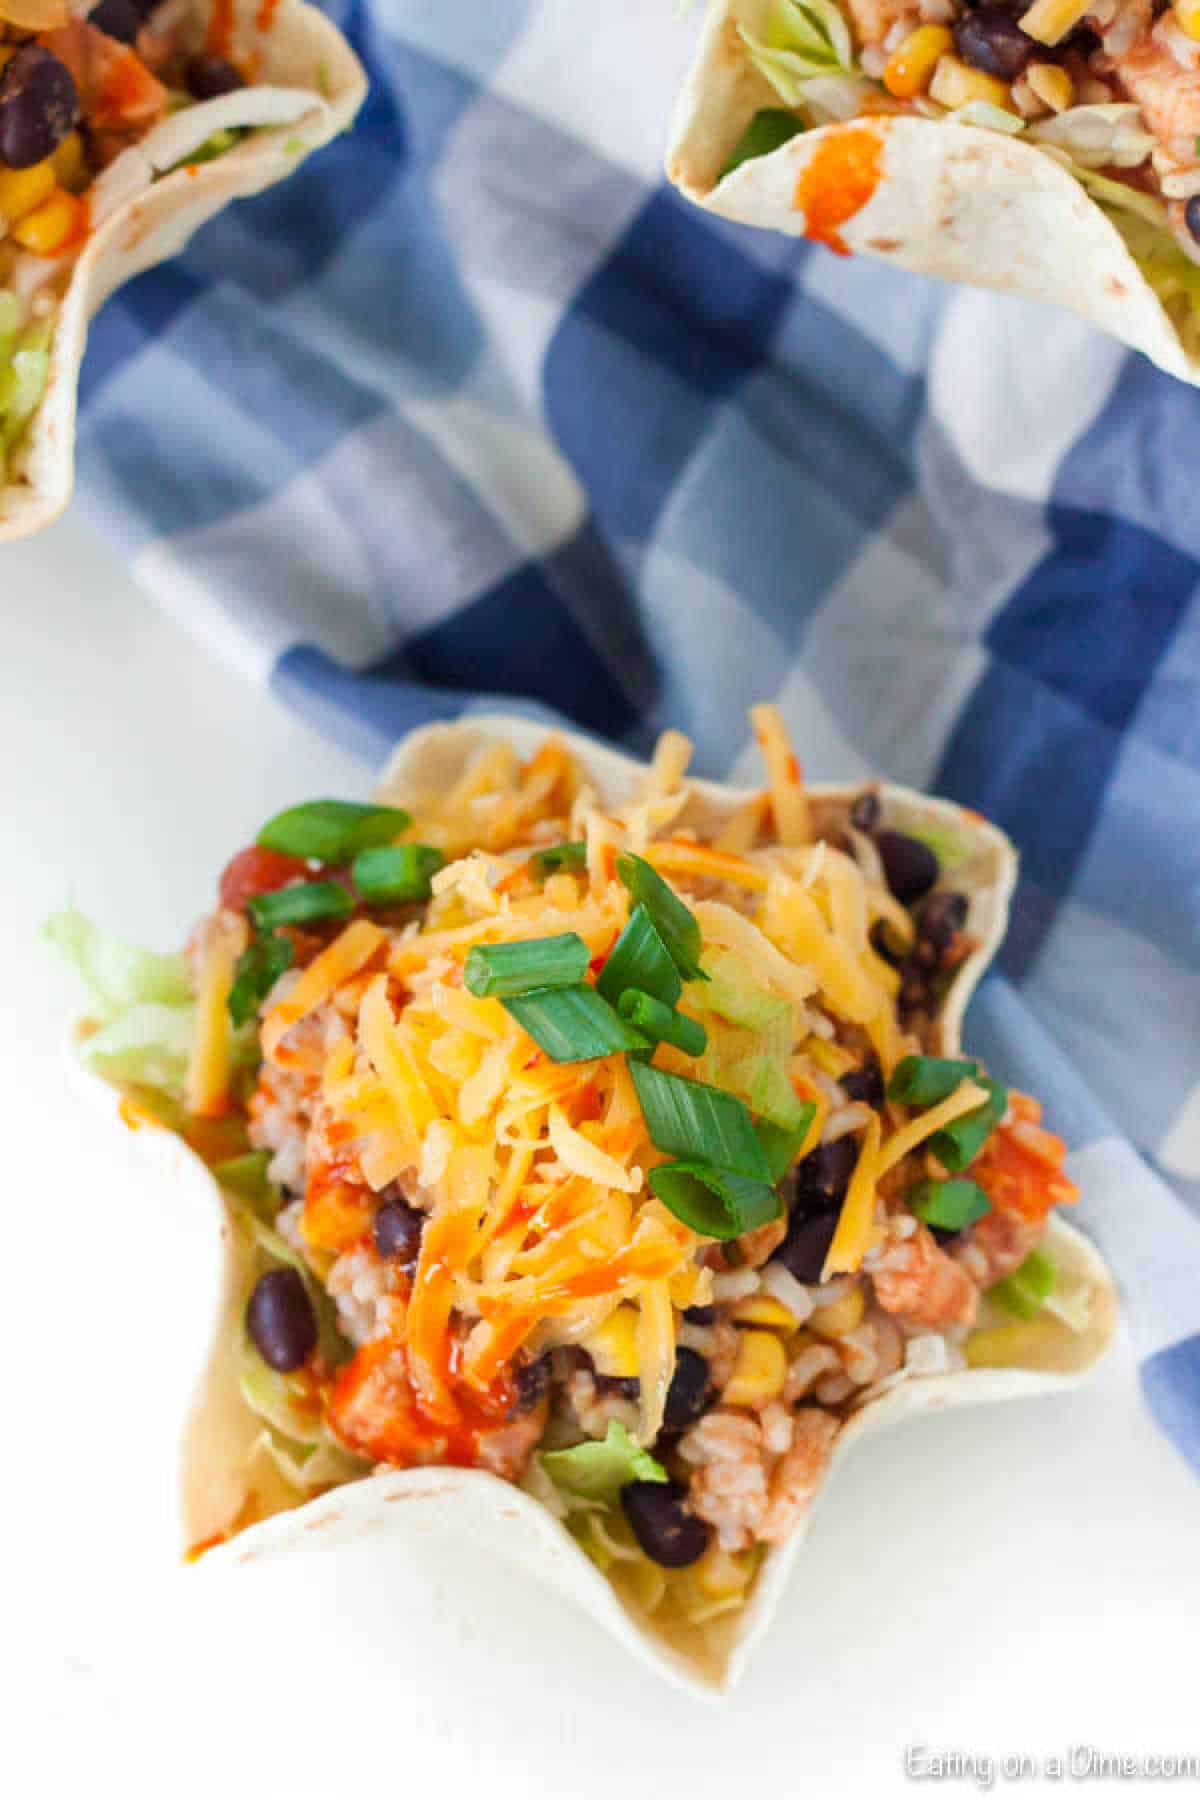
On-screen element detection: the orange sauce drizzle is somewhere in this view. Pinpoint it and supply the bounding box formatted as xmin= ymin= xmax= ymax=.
xmin=793 ymin=125 xmax=885 ymax=257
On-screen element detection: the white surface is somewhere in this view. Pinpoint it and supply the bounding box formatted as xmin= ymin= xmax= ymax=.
xmin=5 ymin=515 xmax=1198 ymax=1799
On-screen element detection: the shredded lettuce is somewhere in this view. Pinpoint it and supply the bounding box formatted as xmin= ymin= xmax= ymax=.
xmin=541 ymin=1421 xmax=668 ymax=1503
xmin=738 ymin=0 xmax=856 ymax=105
xmin=0 ymin=301 xmax=52 ymax=477
xmin=905 ymin=822 xmax=969 ymax=869
xmin=79 ymin=1002 xmax=198 ymax=1094
xmin=240 ymin=1352 xmax=366 ymax=1492
xmin=693 ymin=948 xmax=787 ymax=1031
xmin=947 ymin=101 xmax=1025 ymax=136
xmin=45 ymin=908 xmax=192 ymax=1020
xmin=1027 ymin=103 xmax=1155 ymax=172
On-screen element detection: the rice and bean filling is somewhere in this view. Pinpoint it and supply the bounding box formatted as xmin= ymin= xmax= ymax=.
xmin=732 ymin=0 xmax=1200 ymax=267
xmin=0 ymin=0 xmax=253 ymax=471
xmin=175 ymin=721 xmax=1085 ymax=1621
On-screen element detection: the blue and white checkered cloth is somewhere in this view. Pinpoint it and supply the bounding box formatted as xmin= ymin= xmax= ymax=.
xmin=73 ymin=0 xmax=1200 ymax=1471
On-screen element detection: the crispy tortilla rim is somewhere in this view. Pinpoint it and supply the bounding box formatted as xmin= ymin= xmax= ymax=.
xmin=667 ymin=0 xmax=1199 ymax=385
xmin=0 ymin=0 xmax=367 ymax=541
xmin=75 ymin=716 xmax=1118 ymax=1694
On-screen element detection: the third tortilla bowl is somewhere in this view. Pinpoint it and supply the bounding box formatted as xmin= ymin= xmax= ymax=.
xmin=51 ymin=707 xmax=1117 ymax=1693
xmin=669 ymin=0 xmax=1200 ymax=384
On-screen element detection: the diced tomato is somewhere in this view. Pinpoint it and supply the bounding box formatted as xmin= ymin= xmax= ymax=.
xmin=971 ymin=1114 xmax=1078 ymax=1226
xmin=219 ymin=845 xmax=310 ymax=912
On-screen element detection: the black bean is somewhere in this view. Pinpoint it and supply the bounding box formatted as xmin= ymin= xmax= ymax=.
xmin=869 ymin=918 xmax=905 ymax=969
xmin=898 ymin=957 xmax=935 ymax=1017
xmin=246 ymin=1268 xmax=318 ymax=1372
xmin=0 ymin=47 xmax=80 ymax=171
xmin=621 ymin=1480 xmax=710 ymax=1568
xmin=511 ymin=1354 xmax=551 ymax=1416
xmin=849 ymin=789 xmax=881 ymax=834
xmin=771 ymin=1209 xmax=840 ymax=1286
xmin=916 ymin=890 xmax=968 ymax=964
xmin=663 ymin=1348 xmax=711 ymax=1432
xmin=876 ymin=830 xmax=939 ymax=906
xmin=372 ymin=1192 xmax=424 ymax=1270
xmin=841 ymin=1056 xmax=884 ymax=1110
xmin=791 ymin=1135 xmax=859 ymax=1214
xmin=683 ymin=1304 xmax=716 ymax=1326
xmin=1187 ymin=196 xmax=1200 ymax=246
xmin=185 ymin=53 xmax=246 ymax=101
xmin=89 ymin=0 xmax=142 ymax=43
xmin=954 ymin=7 xmax=1034 ymax=79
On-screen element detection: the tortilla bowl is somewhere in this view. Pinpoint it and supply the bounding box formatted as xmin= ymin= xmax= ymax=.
xmin=667 ymin=0 xmax=1200 ymax=385
xmin=69 ymin=714 xmax=1118 ymax=1695
xmin=0 ymin=0 xmax=367 ymax=542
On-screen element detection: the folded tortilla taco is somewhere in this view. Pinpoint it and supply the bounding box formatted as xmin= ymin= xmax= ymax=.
xmin=49 ymin=707 xmax=1117 ymax=1694
xmin=0 ymin=0 xmax=365 ymax=540
xmin=669 ymin=0 xmax=1200 ymax=383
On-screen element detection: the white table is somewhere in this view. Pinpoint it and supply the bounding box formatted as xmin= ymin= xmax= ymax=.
xmin=7 ymin=514 xmax=1196 ymax=1799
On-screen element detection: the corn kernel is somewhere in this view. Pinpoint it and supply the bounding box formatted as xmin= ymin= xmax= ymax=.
xmin=810 ymin=1284 xmax=865 ymax=1340
xmin=1173 ymin=0 xmax=1200 ymax=37
xmin=805 ymin=1036 xmax=857 ymax=1078
xmin=1025 ymin=62 xmax=1074 ymax=112
xmin=928 ymin=53 xmax=1011 ymax=113
xmin=722 ymin=1329 xmax=788 ymax=1407
xmin=584 ymin=1303 xmax=640 ymax=1379
xmin=0 ymin=160 xmax=57 ymax=228
xmin=1019 ymin=0 xmax=1091 ymax=44
xmin=52 ymin=130 xmax=88 ymax=194
xmin=612 ymin=1558 xmax=667 ymax=1615
xmin=542 ymin=872 xmax=580 ymax=910
xmin=695 ymin=1543 xmax=753 ymax=1599
xmin=11 ymin=186 xmax=83 ymax=256
xmin=731 ymin=1293 xmax=799 ymax=1330
xmin=883 ymin=25 xmax=954 ymax=100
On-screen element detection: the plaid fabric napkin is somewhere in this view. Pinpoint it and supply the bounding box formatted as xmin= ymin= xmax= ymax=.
xmin=73 ymin=0 xmax=1200 ymax=1470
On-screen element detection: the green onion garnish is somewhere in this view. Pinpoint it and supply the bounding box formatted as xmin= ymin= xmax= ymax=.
xmin=754 ymin=1109 xmax=816 ymax=1183
xmin=629 ymin=1061 xmax=770 ymax=1182
xmin=227 ymin=930 xmax=294 ymax=1026
xmin=257 ymin=799 xmax=411 ymax=863
xmin=907 ymin=1177 xmax=991 ymax=1233
xmin=503 ymin=985 xmax=647 ymax=1062
xmin=988 ymin=1248 xmax=1056 ymax=1321
xmin=616 ymin=990 xmax=707 ymax=1057
xmin=533 ymin=841 xmax=587 ymax=876
xmin=596 ymin=904 xmax=681 ymax=1009
xmin=615 ymin=853 xmax=706 ymax=982
xmin=887 ymin=1054 xmax=980 ymax=1107
xmin=464 ymin=934 xmax=591 ymax=1000
xmin=246 ymin=881 xmax=354 ymax=932
xmin=721 ymin=108 xmax=805 ymax=179
xmin=929 ymin=1078 xmax=1008 ymax=1172
xmin=648 ymin=1162 xmax=781 ymax=1241
xmin=352 ymin=843 xmax=445 ymax=905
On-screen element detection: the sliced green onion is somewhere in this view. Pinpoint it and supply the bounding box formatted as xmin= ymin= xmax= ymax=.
xmin=464 ymin=933 xmax=590 ymax=1000
xmin=754 ymin=1108 xmax=816 ymax=1183
xmin=533 ymin=841 xmax=587 ymax=876
xmin=746 ymin=1058 xmax=809 ymax=1131
xmin=596 ymin=904 xmax=681 ymax=1009
xmin=246 ymin=881 xmax=354 ymax=933
xmin=352 ymin=843 xmax=444 ymax=904
xmin=887 ymin=1054 xmax=980 ymax=1107
xmin=503 ymin=985 xmax=647 ymax=1062
xmin=929 ymin=1078 xmax=1008 ymax=1172
xmin=988 ymin=1249 xmax=1057 ymax=1321
xmin=907 ymin=1177 xmax=992 ymax=1233
xmin=616 ymin=990 xmax=707 ymax=1057
xmin=721 ymin=108 xmax=805 ymax=178
xmin=257 ymin=800 xmax=411 ymax=863
xmin=615 ymin=853 xmax=706 ymax=982
xmin=649 ymin=1162 xmax=781 ymax=1241
xmin=629 ymin=1061 xmax=770 ymax=1182
xmin=227 ymin=930 xmax=294 ymax=1026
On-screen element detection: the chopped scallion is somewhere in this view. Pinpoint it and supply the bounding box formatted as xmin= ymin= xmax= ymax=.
xmin=533 ymin=841 xmax=587 ymax=876
xmin=227 ymin=930 xmax=294 ymax=1027
xmin=988 ymin=1248 xmax=1056 ymax=1321
xmin=617 ymin=990 xmax=707 ymax=1057
xmin=464 ymin=933 xmax=590 ymax=1000
xmin=907 ymin=1177 xmax=991 ymax=1232
xmin=615 ymin=853 xmax=706 ymax=982
xmin=648 ymin=1162 xmax=781 ymax=1241
xmin=754 ymin=1109 xmax=816 ymax=1183
xmin=596 ymin=904 xmax=681 ymax=1009
xmin=352 ymin=843 xmax=444 ymax=904
xmin=887 ymin=1053 xmax=980 ymax=1107
xmin=246 ymin=881 xmax=353 ymax=933
xmin=629 ymin=1062 xmax=770 ymax=1182
xmin=503 ymin=984 xmax=647 ymax=1062
xmin=929 ymin=1078 xmax=1008 ymax=1172
xmin=257 ymin=799 xmax=410 ymax=863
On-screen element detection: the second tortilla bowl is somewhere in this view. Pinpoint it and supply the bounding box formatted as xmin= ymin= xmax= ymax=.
xmin=54 ymin=708 xmax=1118 ymax=1695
